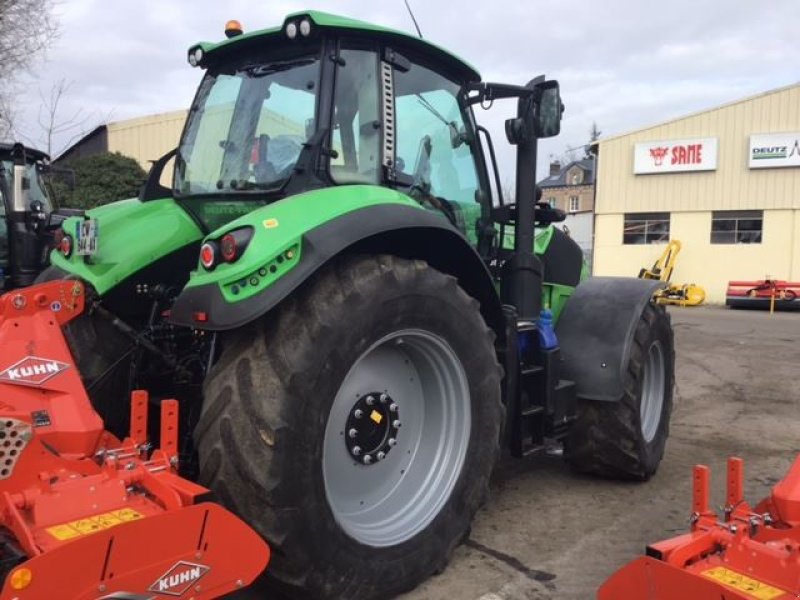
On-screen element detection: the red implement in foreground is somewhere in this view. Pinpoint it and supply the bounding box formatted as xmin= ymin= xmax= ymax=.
xmin=0 ymin=281 xmax=269 ymax=599
xmin=726 ymin=279 xmax=800 ymax=310
xmin=598 ymin=457 xmax=800 ymax=599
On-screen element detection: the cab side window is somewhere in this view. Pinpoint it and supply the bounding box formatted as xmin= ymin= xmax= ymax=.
xmin=394 ymin=63 xmax=480 ymax=206
xmin=330 ymin=46 xmax=380 ymax=184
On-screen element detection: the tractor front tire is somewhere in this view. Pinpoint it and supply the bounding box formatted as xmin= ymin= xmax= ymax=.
xmin=195 ymin=255 xmax=503 ymax=599
xmin=566 ymin=302 xmax=674 ymax=480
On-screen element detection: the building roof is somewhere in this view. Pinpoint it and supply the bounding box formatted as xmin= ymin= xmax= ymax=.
xmin=595 ymin=81 xmax=800 ymax=145
xmin=538 ymin=158 xmax=595 ymax=189
xmin=55 ymin=109 xmax=188 ymax=162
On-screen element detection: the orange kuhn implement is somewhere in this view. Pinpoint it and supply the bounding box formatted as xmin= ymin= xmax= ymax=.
xmin=599 ymin=456 xmax=800 ymax=599
xmin=0 ymin=281 xmax=269 ymax=599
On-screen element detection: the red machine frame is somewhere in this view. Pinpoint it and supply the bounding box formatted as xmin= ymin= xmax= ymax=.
xmin=599 ymin=456 xmax=800 ymax=599
xmin=0 ymin=281 xmax=269 ymax=598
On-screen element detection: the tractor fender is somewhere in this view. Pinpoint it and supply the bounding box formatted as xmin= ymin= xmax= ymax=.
xmin=555 ymin=277 xmax=665 ymax=402
xmin=169 ymin=203 xmax=503 ymax=334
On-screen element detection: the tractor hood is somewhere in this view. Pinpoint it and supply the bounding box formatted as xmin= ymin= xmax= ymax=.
xmin=50 ymin=198 xmax=203 ymax=295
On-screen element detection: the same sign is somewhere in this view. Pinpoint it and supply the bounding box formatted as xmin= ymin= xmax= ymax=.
xmin=634 ymin=138 xmax=718 ymax=174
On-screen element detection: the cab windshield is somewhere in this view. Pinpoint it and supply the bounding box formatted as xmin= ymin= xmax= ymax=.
xmin=174 ymin=50 xmax=320 ymax=199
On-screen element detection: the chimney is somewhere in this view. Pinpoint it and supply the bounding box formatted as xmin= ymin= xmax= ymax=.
xmin=549 ymin=161 xmax=561 ymax=176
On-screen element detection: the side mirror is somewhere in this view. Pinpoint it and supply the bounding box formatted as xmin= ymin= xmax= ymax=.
xmin=11 ymin=165 xmax=29 ymax=212
xmin=533 ymin=81 xmax=563 ymax=139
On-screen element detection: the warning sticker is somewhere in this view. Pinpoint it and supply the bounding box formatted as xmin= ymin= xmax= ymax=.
xmin=701 ymin=566 xmax=785 ymax=600
xmin=45 ymin=508 xmax=144 ymax=541
xmin=370 ymin=410 xmax=383 ymax=424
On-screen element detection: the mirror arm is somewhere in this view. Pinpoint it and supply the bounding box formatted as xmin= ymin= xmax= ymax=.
xmin=465 ymin=76 xmax=545 ymax=106
xmin=139 ymin=148 xmax=177 ymax=202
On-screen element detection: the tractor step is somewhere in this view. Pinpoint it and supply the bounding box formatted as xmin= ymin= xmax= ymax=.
xmin=510 ymin=322 xmax=577 ymax=457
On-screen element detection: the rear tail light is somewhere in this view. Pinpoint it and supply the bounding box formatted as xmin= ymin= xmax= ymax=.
xmin=200 ymin=227 xmax=254 ymax=270
xmin=220 ymin=233 xmax=238 ymax=262
xmin=200 ymin=242 xmax=218 ymax=270
xmin=59 ymin=234 xmax=73 ymax=258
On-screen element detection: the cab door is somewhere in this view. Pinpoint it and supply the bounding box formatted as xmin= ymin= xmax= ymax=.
xmin=385 ymin=52 xmax=491 ymax=248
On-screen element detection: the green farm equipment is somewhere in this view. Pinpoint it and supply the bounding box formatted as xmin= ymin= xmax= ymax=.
xmin=42 ymin=12 xmax=674 ymax=598
xmin=0 ymin=143 xmax=75 ymax=291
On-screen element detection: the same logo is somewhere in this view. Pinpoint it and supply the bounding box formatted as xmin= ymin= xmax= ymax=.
xmin=649 ymin=146 xmax=669 ymax=166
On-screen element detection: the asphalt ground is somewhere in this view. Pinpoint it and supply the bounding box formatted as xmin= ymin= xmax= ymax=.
xmin=238 ymin=305 xmax=800 ymax=599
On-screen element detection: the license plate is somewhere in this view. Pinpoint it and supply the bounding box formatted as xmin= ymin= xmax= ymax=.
xmin=76 ymin=218 xmax=98 ymax=256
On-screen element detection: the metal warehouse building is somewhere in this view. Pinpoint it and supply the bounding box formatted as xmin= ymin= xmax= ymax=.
xmin=592 ymin=83 xmax=800 ymax=303
xmin=57 ymin=110 xmax=187 ymax=170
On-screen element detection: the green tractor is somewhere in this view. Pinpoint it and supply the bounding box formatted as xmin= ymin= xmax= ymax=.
xmin=0 ymin=143 xmax=75 ymax=291
xmin=43 ymin=12 xmax=673 ymax=598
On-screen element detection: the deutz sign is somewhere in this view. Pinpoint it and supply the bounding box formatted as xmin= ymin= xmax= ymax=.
xmin=749 ymin=132 xmax=800 ymax=169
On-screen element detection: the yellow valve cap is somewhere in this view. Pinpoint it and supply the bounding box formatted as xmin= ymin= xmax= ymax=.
xmin=9 ymin=567 xmax=32 ymax=590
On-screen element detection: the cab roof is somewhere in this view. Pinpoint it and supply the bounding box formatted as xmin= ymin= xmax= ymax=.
xmin=190 ymin=10 xmax=481 ymax=82
xmin=0 ymin=143 xmax=49 ymax=164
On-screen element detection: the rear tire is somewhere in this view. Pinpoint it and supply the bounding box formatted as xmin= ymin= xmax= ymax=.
xmin=566 ymin=302 xmax=674 ymax=480
xmin=195 ymin=255 xmax=502 ymax=599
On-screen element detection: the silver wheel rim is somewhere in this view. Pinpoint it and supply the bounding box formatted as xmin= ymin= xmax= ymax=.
xmin=322 ymin=329 xmax=470 ymax=547
xmin=640 ymin=340 xmax=665 ymax=443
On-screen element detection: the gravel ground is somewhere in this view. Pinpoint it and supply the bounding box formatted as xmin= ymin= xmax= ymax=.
xmin=237 ymin=305 xmax=800 ymax=599
xmin=401 ymin=305 xmax=800 ymax=600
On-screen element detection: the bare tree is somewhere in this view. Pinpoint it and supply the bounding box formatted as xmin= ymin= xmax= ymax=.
xmin=0 ymin=0 xmax=58 ymax=140
xmin=36 ymin=78 xmax=108 ymax=156
xmin=549 ymin=145 xmax=580 ymax=166
xmin=0 ymin=93 xmax=17 ymax=139
xmin=589 ymin=121 xmax=602 ymax=143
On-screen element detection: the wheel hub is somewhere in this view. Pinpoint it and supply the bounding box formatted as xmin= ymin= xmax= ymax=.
xmin=344 ymin=392 xmax=400 ymax=465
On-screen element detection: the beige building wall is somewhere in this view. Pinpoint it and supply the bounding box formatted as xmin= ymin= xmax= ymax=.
xmin=106 ymin=110 xmax=187 ymax=170
xmin=593 ymin=83 xmax=800 ymax=304
xmin=594 ymin=209 xmax=800 ymax=303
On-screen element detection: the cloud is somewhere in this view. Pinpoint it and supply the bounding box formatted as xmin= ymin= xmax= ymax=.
xmin=8 ymin=0 xmax=799 ymax=182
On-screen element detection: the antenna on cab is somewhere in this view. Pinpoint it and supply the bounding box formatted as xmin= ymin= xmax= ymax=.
xmin=403 ymin=0 xmax=424 ymax=38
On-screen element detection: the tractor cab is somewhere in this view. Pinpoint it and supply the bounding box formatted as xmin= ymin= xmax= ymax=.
xmin=0 ymin=143 xmax=58 ymax=290
xmin=152 ymin=13 xmax=563 ymax=278
xmin=167 ymin=13 xmax=495 ymax=240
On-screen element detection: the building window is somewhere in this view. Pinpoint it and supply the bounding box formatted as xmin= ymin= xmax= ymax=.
xmin=711 ymin=210 xmax=763 ymax=244
xmin=569 ymin=196 xmax=580 ymax=212
xmin=547 ymin=196 xmax=556 ymax=208
xmin=623 ymin=212 xmax=670 ymax=244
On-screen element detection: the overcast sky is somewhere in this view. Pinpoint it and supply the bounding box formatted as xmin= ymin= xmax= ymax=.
xmin=12 ymin=0 xmax=800 ymax=182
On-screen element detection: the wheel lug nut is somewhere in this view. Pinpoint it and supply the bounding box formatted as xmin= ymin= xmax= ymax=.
xmin=354 ymin=409 xmax=363 ymax=419
xmin=388 ymin=438 xmax=397 ymax=446
xmin=352 ymin=446 xmax=361 ymax=456
xmin=389 ymin=403 xmax=398 ymax=413
xmin=348 ymin=428 xmax=358 ymax=438
xmin=366 ymin=395 xmax=375 ymax=406
xmin=363 ymin=455 xmax=372 ymax=465
xmin=393 ymin=420 xmax=401 ymax=428
xmin=380 ymin=393 xmax=388 ymax=403
xmin=377 ymin=451 xmax=386 ymax=460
